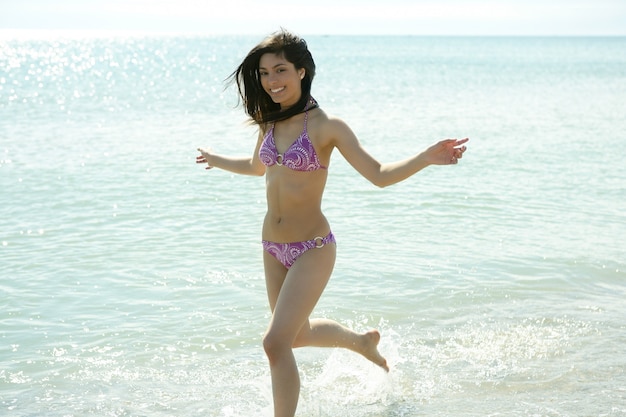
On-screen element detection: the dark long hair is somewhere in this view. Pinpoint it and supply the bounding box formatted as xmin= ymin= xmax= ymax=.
xmin=228 ymin=29 xmax=316 ymax=125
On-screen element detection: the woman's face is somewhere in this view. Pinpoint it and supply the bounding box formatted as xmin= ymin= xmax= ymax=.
xmin=259 ymin=52 xmax=305 ymax=109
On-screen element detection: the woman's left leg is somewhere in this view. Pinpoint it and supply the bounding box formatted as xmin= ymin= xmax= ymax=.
xmin=294 ymin=319 xmax=389 ymax=371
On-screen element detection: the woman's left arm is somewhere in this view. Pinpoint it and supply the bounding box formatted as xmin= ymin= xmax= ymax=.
xmin=329 ymin=117 xmax=468 ymax=188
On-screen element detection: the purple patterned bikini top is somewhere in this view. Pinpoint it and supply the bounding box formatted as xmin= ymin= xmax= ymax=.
xmin=259 ymin=108 xmax=327 ymax=172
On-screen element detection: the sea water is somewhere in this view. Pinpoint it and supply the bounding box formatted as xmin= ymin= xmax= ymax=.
xmin=1 ymin=33 xmax=625 ymax=416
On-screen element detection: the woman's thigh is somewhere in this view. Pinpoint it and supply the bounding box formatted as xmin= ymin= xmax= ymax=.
xmin=264 ymin=250 xmax=288 ymax=313
xmin=265 ymin=244 xmax=336 ymax=342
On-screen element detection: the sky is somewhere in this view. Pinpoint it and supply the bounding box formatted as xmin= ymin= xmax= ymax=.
xmin=1 ymin=0 xmax=625 ymax=36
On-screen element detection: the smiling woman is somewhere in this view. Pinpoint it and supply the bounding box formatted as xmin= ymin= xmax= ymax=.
xmin=1 ymin=30 xmax=625 ymax=417
xmin=195 ymin=28 xmax=467 ymax=417
xmin=259 ymin=56 xmax=305 ymax=108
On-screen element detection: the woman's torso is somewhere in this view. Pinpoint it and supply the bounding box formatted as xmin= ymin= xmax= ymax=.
xmin=260 ymin=108 xmax=334 ymax=242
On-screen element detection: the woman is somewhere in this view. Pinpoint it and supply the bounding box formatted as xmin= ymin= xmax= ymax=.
xmin=196 ymin=29 xmax=468 ymax=417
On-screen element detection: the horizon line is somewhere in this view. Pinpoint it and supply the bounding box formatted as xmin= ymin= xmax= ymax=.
xmin=2 ymin=29 xmax=625 ymax=40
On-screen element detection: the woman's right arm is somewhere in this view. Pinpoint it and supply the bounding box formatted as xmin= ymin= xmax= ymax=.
xmin=196 ymin=130 xmax=266 ymax=176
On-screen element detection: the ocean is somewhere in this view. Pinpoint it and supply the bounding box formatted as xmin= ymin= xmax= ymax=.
xmin=1 ymin=33 xmax=625 ymax=416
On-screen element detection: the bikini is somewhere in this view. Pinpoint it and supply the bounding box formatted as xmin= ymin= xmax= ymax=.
xmin=259 ymin=99 xmax=336 ymax=269
xmin=258 ymin=101 xmax=327 ymax=172
xmin=262 ymin=232 xmax=336 ymax=269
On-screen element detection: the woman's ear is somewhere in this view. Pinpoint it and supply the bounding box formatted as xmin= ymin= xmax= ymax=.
xmin=299 ymin=69 xmax=305 ymax=80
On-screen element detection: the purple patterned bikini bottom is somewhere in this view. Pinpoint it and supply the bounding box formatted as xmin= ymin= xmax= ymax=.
xmin=262 ymin=231 xmax=336 ymax=269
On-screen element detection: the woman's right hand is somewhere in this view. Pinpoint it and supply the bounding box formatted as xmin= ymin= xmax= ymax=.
xmin=196 ymin=147 xmax=214 ymax=169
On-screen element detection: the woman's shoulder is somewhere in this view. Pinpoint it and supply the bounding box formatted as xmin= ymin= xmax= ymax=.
xmin=311 ymin=109 xmax=351 ymax=134
xmin=309 ymin=109 xmax=356 ymax=149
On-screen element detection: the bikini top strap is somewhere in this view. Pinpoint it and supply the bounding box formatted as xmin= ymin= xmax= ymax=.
xmin=303 ymin=97 xmax=313 ymax=129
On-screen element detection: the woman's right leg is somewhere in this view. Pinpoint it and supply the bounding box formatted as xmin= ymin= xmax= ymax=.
xmin=262 ymin=245 xmax=336 ymax=416
xmin=263 ymin=247 xmax=389 ymax=416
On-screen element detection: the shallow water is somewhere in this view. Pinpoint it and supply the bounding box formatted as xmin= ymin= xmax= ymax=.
xmin=1 ymin=34 xmax=625 ymax=416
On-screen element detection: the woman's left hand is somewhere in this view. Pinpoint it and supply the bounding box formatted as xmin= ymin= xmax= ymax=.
xmin=426 ymin=138 xmax=469 ymax=165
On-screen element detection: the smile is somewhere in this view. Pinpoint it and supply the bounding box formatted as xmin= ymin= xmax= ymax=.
xmin=270 ymin=87 xmax=285 ymax=93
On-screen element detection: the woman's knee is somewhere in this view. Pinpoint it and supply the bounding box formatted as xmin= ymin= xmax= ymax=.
xmin=262 ymin=330 xmax=292 ymax=362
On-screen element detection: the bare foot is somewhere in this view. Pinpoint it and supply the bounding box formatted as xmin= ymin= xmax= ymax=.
xmin=358 ymin=330 xmax=389 ymax=372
